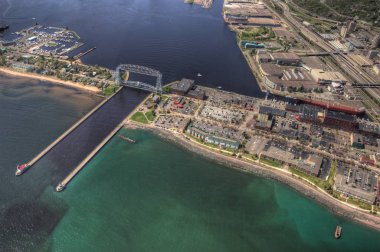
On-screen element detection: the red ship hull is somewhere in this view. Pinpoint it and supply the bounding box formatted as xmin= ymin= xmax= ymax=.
xmin=301 ymin=98 xmax=365 ymax=115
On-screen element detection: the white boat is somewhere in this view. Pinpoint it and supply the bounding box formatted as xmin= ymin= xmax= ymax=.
xmin=197 ymin=73 xmax=202 ymax=77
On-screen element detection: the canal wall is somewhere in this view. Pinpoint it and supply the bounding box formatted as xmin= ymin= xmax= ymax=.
xmin=27 ymin=87 xmax=123 ymax=168
xmin=58 ymin=122 xmax=125 ymax=189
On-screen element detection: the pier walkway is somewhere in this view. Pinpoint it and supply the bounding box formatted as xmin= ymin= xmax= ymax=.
xmin=25 ymin=87 xmax=148 ymax=190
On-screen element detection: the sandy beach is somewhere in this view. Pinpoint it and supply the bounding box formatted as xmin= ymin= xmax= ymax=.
xmin=0 ymin=67 xmax=100 ymax=93
xmin=125 ymin=121 xmax=380 ymax=232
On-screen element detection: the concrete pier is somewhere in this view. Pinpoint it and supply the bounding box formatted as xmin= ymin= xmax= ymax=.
xmin=57 ymin=122 xmax=125 ymax=191
xmin=25 ymin=87 xmax=123 ymax=169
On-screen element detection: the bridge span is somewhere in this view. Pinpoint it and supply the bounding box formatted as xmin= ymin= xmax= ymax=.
xmin=116 ymin=64 xmax=163 ymax=93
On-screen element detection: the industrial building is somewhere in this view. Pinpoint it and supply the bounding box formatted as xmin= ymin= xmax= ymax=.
xmin=187 ymin=87 xmax=205 ymax=100
xmin=223 ymin=1 xmax=281 ymax=27
xmin=256 ymin=50 xmax=302 ymax=66
xmin=323 ymin=110 xmax=357 ymax=130
xmin=259 ymin=105 xmax=286 ymax=117
xmin=254 ymin=113 xmax=273 ymax=131
xmin=358 ymin=122 xmax=380 ymax=137
xmin=270 ymin=52 xmax=302 ymax=66
xmin=170 ymin=79 xmax=194 ymax=95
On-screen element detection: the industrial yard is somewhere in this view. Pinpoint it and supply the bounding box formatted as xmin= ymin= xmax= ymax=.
xmin=222 ymin=0 xmax=380 ymax=122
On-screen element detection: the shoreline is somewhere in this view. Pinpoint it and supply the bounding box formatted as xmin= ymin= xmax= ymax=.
xmin=0 ymin=67 xmax=100 ymax=93
xmin=124 ymin=121 xmax=380 ymax=232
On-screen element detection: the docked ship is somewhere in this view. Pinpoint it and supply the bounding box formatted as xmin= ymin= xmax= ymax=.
xmin=15 ymin=163 xmax=29 ymax=176
xmin=335 ymin=225 xmax=342 ymax=239
xmin=0 ymin=24 xmax=9 ymax=32
xmin=301 ymin=97 xmax=365 ymax=115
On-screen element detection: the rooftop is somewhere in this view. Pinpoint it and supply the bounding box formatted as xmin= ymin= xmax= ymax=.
xmin=171 ymin=79 xmax=194 ymax=93
xmin=270 ymin=52 xmax=301 ymax=61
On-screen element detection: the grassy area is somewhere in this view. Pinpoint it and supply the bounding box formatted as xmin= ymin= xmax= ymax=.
xmin=292 ymin=0 xmax=380 ymax=26
xmin=145 ymin=110 xmax=156 ymax=122
xmin=289 ymin=167 xmax=330 ymax=190
xmin=238 ymin=27 xmax=275 ymax=41
xmin=163 ymin=86 xmax=172 ymax=93
xmin=347 ymin=197 xmax=372 ymax=211
xmin=102 ymin=85 xmax=117 ymax=96
xmin=260 ymin=157 xmax=283 ymax=168
xmin=289 ymin=166 xmax=375 ymax=210
xmin=327 ymin=161 xmax=337 ymax=186
xmin=130 ymin=112 xmax=149 ymax=124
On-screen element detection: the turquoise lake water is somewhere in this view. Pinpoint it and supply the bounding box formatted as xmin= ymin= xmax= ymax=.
xmin=37 ymin=129 xmax=380 ymax=252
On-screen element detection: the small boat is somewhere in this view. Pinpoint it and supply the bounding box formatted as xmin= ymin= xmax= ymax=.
xmin=335 ymin=225 xmax=342 ymax=239
xmin=15 ymin=164 xmax=29 ymax=176
xmin=56 ymin=183 xmax=66 ymax=192
xmin=217 ymin=86 xmax=222 ymax=89
xmin=197 ymin=73 xmax=202 ymax=77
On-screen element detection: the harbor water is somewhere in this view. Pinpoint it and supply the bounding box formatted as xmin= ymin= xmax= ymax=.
xmin=0 ymin=0 xmax=380 ymax=251
xmin=0 ymin=0 xmax=262 ymax=96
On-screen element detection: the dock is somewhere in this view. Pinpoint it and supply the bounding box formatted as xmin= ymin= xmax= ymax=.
xmin=73 ymin=46 xmax=96 ymax=60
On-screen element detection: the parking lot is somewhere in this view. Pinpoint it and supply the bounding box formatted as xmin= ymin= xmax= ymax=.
xmin=335 ymin=162 xmax=378 ymax=203
xmin=200 ymin=104 xmax=246 ymax=125
xmin=154 ymin=116 xmax=190 ymax=132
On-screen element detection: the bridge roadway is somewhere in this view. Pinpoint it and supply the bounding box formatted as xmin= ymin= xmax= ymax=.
xmin=28 ymin=87 xmax=148 ymax=189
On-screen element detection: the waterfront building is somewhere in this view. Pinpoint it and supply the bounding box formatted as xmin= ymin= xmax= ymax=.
xmin=297 ymin=155 xmax=323 ymax=177
xmin=187 ymin=88 xmax=205 ymax=100
xmin=269 ymin=52 xmax=302 ymax=66
xmin=170 ymin=79 xmax=194 ymax=95
xmin=205 ymin=135 xmax=240 ymax=149
xmin=186 ymin=123 xmax=240 ymax=149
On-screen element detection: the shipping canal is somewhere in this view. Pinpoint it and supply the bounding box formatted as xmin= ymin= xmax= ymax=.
xmin=1 ymin=0 xmax=380 ymax=251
